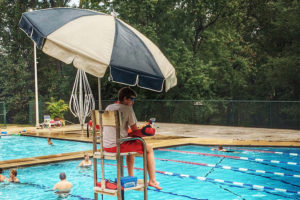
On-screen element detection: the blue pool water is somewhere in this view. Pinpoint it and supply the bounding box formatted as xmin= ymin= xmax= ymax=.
xmin=0 ymin=136 xmax=92 ymax=161
xmin=1 ymin=145 xmax=300 ymax=199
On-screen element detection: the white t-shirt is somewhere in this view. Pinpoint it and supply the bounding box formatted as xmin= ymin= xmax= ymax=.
xmin=103 ymin=103 xmax=137 ymax=148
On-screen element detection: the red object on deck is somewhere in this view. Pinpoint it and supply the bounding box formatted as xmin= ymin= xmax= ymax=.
xmin=88 ymin=120 xmax=100 ymax=130
xmin=128 ymin=125 xmax=155 ymax=137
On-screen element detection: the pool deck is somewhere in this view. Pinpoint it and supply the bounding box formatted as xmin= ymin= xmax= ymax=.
xmin=1 ymin=123 xmax=299 ymax=169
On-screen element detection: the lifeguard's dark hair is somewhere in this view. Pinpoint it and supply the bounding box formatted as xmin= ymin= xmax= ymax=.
xmin=118 ymin=87 xmax=137 ymax=101
xmin=59 ymin=172 xmax=66 ymax=180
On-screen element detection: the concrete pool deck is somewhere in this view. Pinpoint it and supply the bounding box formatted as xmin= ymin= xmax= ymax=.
xmin=1 ymin=123 xmax=299 ymax=169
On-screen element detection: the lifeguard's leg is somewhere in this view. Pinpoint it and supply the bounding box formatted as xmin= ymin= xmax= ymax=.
xmin=146 ymin=144 xmax=162 ymax=190
xmin=126 ymin=155 xmax=135 ymax=176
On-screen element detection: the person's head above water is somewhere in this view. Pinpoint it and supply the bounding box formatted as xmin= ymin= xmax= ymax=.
xmin=218 ymin=146 xmax=224 ymax=150
xmin=0 ymin=168 xmax=3 ymax=174
xmin=10 ymin=169 xmax=17 ymax=177
xmin=59 ymin=172 xmax=66 ymax=180
xmin=84 ymin=153 xmax=89 ymax=161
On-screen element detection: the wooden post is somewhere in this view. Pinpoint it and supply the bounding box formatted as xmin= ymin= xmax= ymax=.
xmin=115 ymin=111 xmax=122 ymax=200
xmin=91 ymin=110 xmax=98 ymax=200
xmin=142 ymin=140 xmax=148 ymax=200
xmin=99 ymin=110 xmax=105 ymax=200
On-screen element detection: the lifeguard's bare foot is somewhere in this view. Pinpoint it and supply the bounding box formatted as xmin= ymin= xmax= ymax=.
xmin=148 ymin=181 xmax=162 ymax=190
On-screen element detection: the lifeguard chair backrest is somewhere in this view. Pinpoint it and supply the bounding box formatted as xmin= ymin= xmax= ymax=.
xmin=101 ymin=110 xmax=122 ymax=127
xmin=102 ymin=111 xmax=116 ymax=126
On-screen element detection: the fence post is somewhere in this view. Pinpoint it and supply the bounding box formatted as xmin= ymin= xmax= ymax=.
xmin=29 ymin=101 xmax=33 ymax=125
xmin=269 ymin=102 xmax=272 ymax=128
xmin=3 ymin=102 xmax=6 ymax=126
xmin=231 ymin=101 xmax=234 ymax=126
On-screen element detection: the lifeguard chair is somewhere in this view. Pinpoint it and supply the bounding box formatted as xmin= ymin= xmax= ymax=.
xmin=91 ymin=110 xmax=148 ymax=200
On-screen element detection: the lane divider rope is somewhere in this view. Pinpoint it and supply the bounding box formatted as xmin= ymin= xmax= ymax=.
xmin=155 ymin=158 xmax=300 ymax=178
xmin=105 ymin=163 xmax=300 ymax=196
xmin=157 ymin=148 xmax=300 ymax=166
xmin=230 ymin=148 xmax=299 ymax=157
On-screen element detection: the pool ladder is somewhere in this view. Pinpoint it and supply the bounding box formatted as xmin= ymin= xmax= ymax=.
xmin=91 ymin=110 xmax=148 ymax=200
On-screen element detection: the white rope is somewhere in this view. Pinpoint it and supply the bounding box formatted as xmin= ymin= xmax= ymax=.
xmin=69 ymin=69 xmax=95 ymax=127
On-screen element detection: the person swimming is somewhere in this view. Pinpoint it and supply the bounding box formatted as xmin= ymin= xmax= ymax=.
xmin=0 ymin=168 xmax=6 ymax=182
xmin=53 ymin=172 xmax=73 ymax=197
xmin=7 ymin=169 xmax=19 ymax=183
xmin=211 ymin=146 xmax=234 ymax=152
xmin=78 ymin=153 xmax=92 ymax=167
xmin=47 ymin=138 xmax=54 ymax=145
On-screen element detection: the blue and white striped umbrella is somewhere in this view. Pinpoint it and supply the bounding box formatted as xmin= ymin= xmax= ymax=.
xmin=19 ymin=8 xmax=177 ymax=92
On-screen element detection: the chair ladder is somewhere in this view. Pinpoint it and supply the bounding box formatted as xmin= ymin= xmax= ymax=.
xmin=91 ymin=110 xmax=148 ymax=200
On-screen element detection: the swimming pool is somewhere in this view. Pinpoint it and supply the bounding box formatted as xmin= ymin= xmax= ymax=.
xmin=0 ymin=136 xmax=92 ymax=161
xmin=1 ymin=145 xmax=299 ymax=199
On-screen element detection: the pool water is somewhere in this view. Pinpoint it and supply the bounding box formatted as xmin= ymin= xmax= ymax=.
xmin=0 ymin=136 xmax=92 ymax=161
xmin=1 ymin=145 xmax=300 ymax=200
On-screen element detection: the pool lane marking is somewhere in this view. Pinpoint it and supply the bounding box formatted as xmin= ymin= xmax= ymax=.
xmin=157 ymin=148 xmax=300 ymax=166
xmin=147 ymin=188 xmax=208 ymax=200
xmin=105 ymin=163 xmax=300 ymax=196
xmin=155 ymin=158 xmax=300 ymax=178
xmin=230 ymin=148 xmax=299 ymax=157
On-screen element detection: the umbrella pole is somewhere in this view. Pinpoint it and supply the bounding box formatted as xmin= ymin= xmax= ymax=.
xmin=34 ymin=42 xmax=39 ymax=128
xmin=97 ymin=77 xmax=104 ymax=200
xmin=98 ymin=78 xmax=102 ymax=110
xmin=79 ymin=70 xmax=84 ymax=133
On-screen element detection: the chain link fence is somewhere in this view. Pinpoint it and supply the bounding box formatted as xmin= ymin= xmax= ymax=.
xmin=0 ymin=102 xmax=6 ymax=128
xmin=28 ymin=100 xmax=300 ymax=129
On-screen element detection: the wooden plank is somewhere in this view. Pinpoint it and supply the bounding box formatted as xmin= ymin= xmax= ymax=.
xmin=102 ymin=111 xmax=116 ymax=126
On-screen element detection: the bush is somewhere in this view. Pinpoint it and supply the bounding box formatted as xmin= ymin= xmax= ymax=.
xmin=46 ymin=97 xmax=69 ymax=119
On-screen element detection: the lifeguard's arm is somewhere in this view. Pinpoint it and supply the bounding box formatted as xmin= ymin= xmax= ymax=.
xmin=130 ymin=124 xmax=139 ymax=131
xmin=53 ymin=183 xmax=57 ymax=190
xmin=78 ymin=161 xmax=83 ymax=167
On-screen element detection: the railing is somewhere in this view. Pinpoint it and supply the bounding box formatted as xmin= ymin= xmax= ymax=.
xmin=28 ymin=100 xmax=300 ymax=129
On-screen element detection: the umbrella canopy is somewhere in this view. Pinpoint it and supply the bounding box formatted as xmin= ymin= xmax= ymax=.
xmin=19 ymin=8 xmax=177 ymax=92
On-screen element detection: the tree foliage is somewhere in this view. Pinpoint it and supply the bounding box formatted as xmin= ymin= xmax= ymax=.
xmin=0 ymin=0 xmax=299 ymax=123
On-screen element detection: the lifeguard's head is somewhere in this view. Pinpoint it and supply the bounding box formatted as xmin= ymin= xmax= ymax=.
xmin=118 ymin=87 xmax=137 ymax=105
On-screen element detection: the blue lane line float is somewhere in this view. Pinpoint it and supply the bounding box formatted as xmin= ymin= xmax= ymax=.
xmin=158 ymin=148 xmax=300 ymax=166
xmin=105 ymin=163 xmax=300 ymax=196
xmin=155 ymin=170 xmax=300 ymax=196
xmin=147 ymin=188 xmax=208 ymax=200
xmin=156 ymin=158 xmax=300 ymax=178
xmin=230 ymin=148 xmax=300 ymax=157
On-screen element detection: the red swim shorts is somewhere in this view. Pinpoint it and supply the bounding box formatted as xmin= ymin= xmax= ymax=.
xmin=104 ymin=140 xmax=144 ymax=154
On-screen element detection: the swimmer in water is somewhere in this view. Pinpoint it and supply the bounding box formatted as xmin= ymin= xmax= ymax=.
xmin=0 ymin=168 xmax=6 ymax=182
xmin=7 ymin=169 xmax=19 ymax=183
xmin=211 ymin=146 xmax=235 ymax=152
xmin=47 ymin=138 xmax=53 ymax=145
xmin=53 ymin=172 xmax=73 ymax=196
xmin=78 ymin=153 xmax=92 ymax=167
